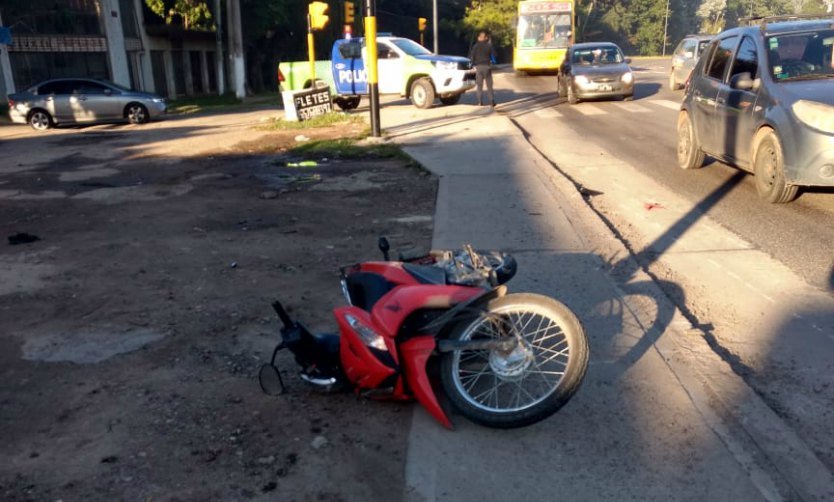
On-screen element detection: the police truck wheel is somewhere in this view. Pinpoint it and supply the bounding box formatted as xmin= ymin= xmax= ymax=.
xmin=334 ymin=96 xmax=361 ymax=111
xmin=410 ymin=78 xmax=435 ymax=109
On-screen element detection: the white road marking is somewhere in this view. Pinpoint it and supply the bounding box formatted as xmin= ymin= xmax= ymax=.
xmin=614 ymin=102 xmax=651 ymax=113
xmin=652 ymin=99 xmax=682 ymax=110
xmin=707 ymin=259 xmax=722 ymax=268
xmin=574 ymin=105 xmax=607 ymax=116
xmin=534 ymin=108 xmax=562 ymax=119
xmin=761 ymin=294 xmax=775 ymax=304
xmin=728 ymin=271 xmax=742 ymax=280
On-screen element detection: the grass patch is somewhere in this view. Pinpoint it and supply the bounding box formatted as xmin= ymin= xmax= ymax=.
xmin=168 ymin=93 xmax=243 ymax=114
xmin=263 ymin=112 xmax=365 ymax=131
xmin=289 ymin=138 xmax=409 ymax=161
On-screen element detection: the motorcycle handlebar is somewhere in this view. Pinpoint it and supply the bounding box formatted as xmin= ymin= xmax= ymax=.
xmin=271 ymin=301 xmax=294 ymax=328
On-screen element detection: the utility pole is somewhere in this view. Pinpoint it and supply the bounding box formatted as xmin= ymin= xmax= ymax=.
xmin=214 ymin=0 xmax=225 ymax=95
xmin=226 ymin=0 xmax=245 ymax=99
xmin=365 ymin=0 xmax=381 ymax=136
xmin=432 ymin=0 xmax=438 ymax=53
xmin=662 ymin=0 xmax=670 ymax=56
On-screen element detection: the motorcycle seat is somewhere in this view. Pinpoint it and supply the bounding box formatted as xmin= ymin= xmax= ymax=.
xmin=402 ymin=263 xmax=447 ymax=285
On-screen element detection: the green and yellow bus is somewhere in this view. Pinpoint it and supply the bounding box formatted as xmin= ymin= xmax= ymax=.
xmin=513 ymin=0 xmax=575 ymax=73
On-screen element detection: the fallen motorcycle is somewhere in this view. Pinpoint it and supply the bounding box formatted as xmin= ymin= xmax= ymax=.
xmin=259 ymin=238 xmax=589 ymax=429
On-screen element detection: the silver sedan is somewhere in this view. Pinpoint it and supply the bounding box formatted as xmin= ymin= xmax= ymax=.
xmin=7 ymin=78 xmax=166 ymax=130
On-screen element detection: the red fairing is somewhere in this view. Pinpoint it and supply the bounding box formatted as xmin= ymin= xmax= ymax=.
xmin=335 ymin=306 xmax=397 ymax=389
xmin=371 ymin=285 xmax=485 ymax=338
xmin=400 ymin=336 xmax=453 ymax=429
xmin=358 ymin=261 xmax=421 ymax=285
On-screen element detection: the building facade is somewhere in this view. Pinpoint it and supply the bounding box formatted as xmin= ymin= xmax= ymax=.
xmin=0 ymin=0 xmax=224 ymax=100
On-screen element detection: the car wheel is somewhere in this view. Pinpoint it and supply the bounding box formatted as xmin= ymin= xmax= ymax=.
xmin=126 ymin=103 xmax=149 ymax=124
xmin=676 ymin=111 xmax=705 ymax=170
xmin=334 ymin=96 xmax=361 ymax=111
xmin=28 ymin=109 xmax=53 ymax=131
xmin=567 ymin=82 xmax=578 ymax=105
xmin=668 ymin=72 xmax=679 ymax=90
xmin=439 ymin=93 xmax=462 ymax=106
xmin=410 ymin=78 xmax=435 ymax=109
xmin=753 ymin=130 xmax=798 ymax=203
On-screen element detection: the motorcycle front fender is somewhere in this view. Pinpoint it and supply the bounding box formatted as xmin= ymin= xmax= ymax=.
xmin=399 ymin=336 xmax=453 ymax=430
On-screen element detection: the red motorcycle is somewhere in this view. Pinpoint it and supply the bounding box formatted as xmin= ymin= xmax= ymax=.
xmin=259 ymin=239 xmax=589 ymax=429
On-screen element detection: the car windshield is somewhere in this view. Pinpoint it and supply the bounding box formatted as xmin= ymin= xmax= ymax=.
xmin=767 ymin=29 xmax=834 ymax=81
xmin=572 ymin=46 xmax=623 ymax=65
xmin=518 ymin=13 xmax=571 ymax=48
xmin=697 ymin=40 xmax=711 ymax=56
xmin=389 ymin=38 xmax=431 ymax=56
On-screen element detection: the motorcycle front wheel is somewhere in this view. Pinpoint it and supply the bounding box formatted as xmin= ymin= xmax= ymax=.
xmin=440 ymin=293 xmax=589 ymax=428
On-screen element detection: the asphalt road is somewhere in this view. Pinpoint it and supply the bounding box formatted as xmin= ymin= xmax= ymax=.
xmin=493 ymin=59 xmax=834 ymax=291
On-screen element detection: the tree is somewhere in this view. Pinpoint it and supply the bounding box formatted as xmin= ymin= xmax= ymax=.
xmin=462 ymin=0 xmax=517 ymax=48
xmin=145 ymin=0 xmax=213 ymax=30
xmin=698 ymin=0 xmax=727 ymax=33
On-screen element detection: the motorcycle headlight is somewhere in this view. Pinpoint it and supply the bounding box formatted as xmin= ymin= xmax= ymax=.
xmin=621 ymin=72 xmax=634 ymax=84
xmin=574 ymin=75 xmax=590 ymax=85
xmin=791 ymin=100 xmax=834 ymax=134
xmin=345 ymin=314 xmax=388 ymax=351
xmin=433 ymin=60 xmax=458 ymax=71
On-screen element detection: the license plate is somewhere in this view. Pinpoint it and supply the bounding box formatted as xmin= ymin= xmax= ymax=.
xmin=598 ymin=84 xmax=612 ymax=91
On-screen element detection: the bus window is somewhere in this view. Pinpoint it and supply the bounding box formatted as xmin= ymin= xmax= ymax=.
xmin=518 ymin=13 xmax=571 ymax=48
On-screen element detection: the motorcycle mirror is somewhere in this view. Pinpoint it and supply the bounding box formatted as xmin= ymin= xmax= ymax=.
xmin=258 ymin=363 xmax=286 ymax=396
xmin=378 ymin=236 xmax=390 ymax=261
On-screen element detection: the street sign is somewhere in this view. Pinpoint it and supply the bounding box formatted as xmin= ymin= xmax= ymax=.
xmin=283 ymin=86 xmax=333 ymax=121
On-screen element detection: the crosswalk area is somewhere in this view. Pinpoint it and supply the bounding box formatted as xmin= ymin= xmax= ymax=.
xmin=529 ymin=98 xmax=681 ymax=119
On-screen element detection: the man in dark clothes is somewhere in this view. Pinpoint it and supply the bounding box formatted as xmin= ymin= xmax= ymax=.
xmin=468 ymin=31 xmax=497 ymax=107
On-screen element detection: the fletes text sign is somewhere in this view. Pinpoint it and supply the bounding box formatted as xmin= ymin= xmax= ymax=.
xmin=283 ymin=86 xmax=333 ymax=121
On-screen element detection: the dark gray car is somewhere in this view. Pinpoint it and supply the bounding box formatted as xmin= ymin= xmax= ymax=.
xmin=677 ymin=16 xmax=834 ymax=203
xmin=8 ymin=78 xmax=166 ymax=131
xmin=669 ymin=34 xmax=713 ymax=90
xmin=559 ymin=42 xmax=634 ymax=104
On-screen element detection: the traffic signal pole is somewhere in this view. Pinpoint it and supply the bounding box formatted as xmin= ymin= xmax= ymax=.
xmin=364 ymin=0 xmax=381 ymax=137
xmin=307 ymin=14 xmax=316 ymax=83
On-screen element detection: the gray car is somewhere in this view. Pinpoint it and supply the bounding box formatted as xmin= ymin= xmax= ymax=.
xmin=677 ymin=16 xmax=834 ymax=203
xmin=7 ymin=78 xmax=166 ymax=131
xmin=669 ymin=34 xmax=713 ymax=90
xmin=559 ymin=42 xmax=634 ymax=104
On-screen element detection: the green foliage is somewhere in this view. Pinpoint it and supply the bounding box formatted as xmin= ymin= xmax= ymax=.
xmin=462 ymin=0 xmax=518 ymax=48
xmin=145 ymin=0 xmax=213 ymax=30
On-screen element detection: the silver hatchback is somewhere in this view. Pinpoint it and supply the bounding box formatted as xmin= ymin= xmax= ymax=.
xmin=677 ymin=17 xmax=834 ymax=203
xmin=8 ymin=78 xmax=166 ymax=130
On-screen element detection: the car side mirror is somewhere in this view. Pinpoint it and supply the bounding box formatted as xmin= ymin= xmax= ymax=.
xmin=731 ymin=71 xmax=759 ymax=91
xmin=624 ymin=57 xmax=632 ymax=64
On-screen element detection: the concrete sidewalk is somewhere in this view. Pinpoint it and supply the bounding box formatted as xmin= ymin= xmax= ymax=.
xmin=377 ymin=103 xmax=834 ymax=501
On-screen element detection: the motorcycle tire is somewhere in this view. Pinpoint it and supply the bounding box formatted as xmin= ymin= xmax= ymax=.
xmin=440 ymin=293 xmax=588 ymax=428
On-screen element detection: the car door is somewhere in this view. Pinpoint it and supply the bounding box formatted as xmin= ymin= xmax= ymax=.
xmin=71 ymin=81 xmax=121 ymax=122
xmin=692 ymin=36 xmax=738 ymax=155
xmin=38 ymin=80 xmax=74 ymax=123
xmin=716 ymin=36 xmax=761 ymax=167
xmin=375 ymin=42 xmax=405 ymax=95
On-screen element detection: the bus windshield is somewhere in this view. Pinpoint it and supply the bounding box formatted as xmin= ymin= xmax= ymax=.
xmin=518 ymin=13 xmax=571 ymax=48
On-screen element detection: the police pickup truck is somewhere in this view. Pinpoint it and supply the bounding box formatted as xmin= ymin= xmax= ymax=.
xmin=279 ymin=36 xmax=475 ymax=110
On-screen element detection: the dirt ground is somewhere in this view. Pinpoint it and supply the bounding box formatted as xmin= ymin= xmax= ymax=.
xmin=0 ymin=111 xmax=437 ymax=500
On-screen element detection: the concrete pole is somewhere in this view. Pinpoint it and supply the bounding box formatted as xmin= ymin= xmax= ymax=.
xmin=133 ymin=0 xmax=155 ymax=93
xmin=662 ymin=0 xmax=670 ymax=56
xmin=226 ymin=0 xmax=245 ymax=99
xmin=432 ymin=0 xmax=438 ymax=54
xmin=0 ymin=10 xmax=16 ymax=95
xmin=214 ymin=0 xmax=226 ymax=95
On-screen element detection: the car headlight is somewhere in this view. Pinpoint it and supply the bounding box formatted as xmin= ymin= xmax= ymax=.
xmin=151 ymin=98 xmax=165 ymax=103
xmin=433 ymin=61 xmax=458 ymax=71
xmin=574 ymin=75 xmax=590 ymax=85
xmin=345 ymin=314 xmax=388 ymax=351
xmin=791 ymin=100 xmax=834 ymax=134
xmin=621 ymin=72 xmax=634 ymax=84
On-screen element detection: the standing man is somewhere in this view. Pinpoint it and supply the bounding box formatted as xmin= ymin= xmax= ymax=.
xmin=469 ymin=30 xmax=497 ymax=107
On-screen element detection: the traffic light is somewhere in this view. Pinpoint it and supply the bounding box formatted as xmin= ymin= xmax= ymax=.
xmin=344 ymin=1 xmax=355 ymax=24
xmin=418 ymin=17 xmax=427 ymax=32
xmin=309 ymin=1 xmax=329 ymax=31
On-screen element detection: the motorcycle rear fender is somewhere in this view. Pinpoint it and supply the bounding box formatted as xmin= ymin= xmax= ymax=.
xmin=334 ymin=306 xmax=398 ymax=390
xmin=400 ymin=336 xmax=453 ymax=429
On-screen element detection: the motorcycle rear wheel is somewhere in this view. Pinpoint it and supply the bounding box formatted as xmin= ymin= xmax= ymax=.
xmin=440 ymin=293 xmax=588 ymax=428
